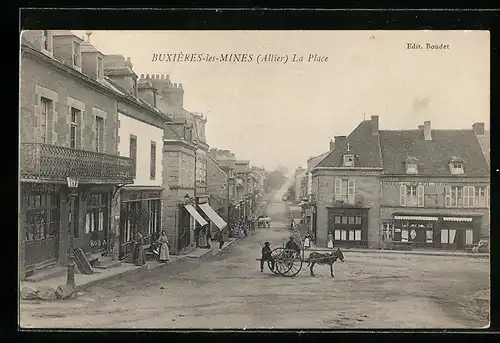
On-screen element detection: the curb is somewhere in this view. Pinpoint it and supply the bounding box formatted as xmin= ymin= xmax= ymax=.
xmin=74 ymin=264 xmax=148 ymax=292
xmin=307 ymin=247 xmax=489 ymax=259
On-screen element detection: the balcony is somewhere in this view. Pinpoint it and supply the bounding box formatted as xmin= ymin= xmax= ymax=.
xmin=20 ymin=143 xmax=135 ymax=184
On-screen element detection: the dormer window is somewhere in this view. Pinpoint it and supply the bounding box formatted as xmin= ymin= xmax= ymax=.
xmin=97 ymin=56 xmax=103 ymax=79
xmin=449 ymin=156 xmax=465 ymax=175
xmin=406 ymin=163 xmax=418 ymax=174
xmin=41 ymin=30 xmax=53 ymax=53
xmin=343 ymin=154 xmax=354 ymax=167
xmin=72 ymin=41 xmax=81 ymax=70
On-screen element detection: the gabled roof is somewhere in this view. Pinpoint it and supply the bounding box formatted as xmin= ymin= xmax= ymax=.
xmin=317 ymin=120 xmax=382 ymax=168
xmin=379 ymin=129 xmax=489 ymax=177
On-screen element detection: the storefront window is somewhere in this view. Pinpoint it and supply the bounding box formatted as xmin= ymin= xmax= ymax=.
xmin=25 ymin=193 xmax=59 ymax=242
xmin=85 ymin=193 xmax=108 ymax=234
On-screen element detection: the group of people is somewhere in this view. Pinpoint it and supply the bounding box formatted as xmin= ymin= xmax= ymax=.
xmin=228 ymin=216 xmax=256 ymax=238
xmin=259 ymin=236 xmax=302 ymax=272
xmin=132 ymin=230 xmax=171 ymax=266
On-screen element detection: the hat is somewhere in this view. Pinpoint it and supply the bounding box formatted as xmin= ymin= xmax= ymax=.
xmin=264 ymin=241 xmax=270 ymax=245
xmin=289 ymin=236 xmax=294 ymax=240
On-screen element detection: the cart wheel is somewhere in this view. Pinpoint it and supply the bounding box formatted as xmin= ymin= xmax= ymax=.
xmin=282 ymin=250 xmax=303 ymax=277
xmin=269 ymin=247 xmax=292 ymax=276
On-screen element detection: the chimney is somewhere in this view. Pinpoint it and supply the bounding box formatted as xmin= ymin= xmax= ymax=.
xmin=423 ymin=121 xmax=432 ymax=141
xmin=473 ymin=122 xmax=485 ymax=136
xmin=103 ymin=54 xmax=137 ymax=95
xmin=371 ymin=115 xmax=379 ymax=135
xmin=329 ymin=140 xmax=335 ymax=151
xmin=334 ymin=136 xmax=346 ymax=143
xmin=137 ymin=81 xmax=157 ymax=107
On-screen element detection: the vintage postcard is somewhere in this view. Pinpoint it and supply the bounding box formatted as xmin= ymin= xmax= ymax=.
xmin=19 ymin=30 xmax=490 ymax=329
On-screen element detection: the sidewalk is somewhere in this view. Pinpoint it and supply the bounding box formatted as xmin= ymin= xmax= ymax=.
xmin=186 ymin=237 xmax=243 ymax=259
xmin=307 ymin=245 xmax=489 ymax=259
xmin=20 ymin=254 xmax=189 ymax=300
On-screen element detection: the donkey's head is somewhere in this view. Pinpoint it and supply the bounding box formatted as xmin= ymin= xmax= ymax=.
xmin=336 ymin=248 xmax=345 ymax=262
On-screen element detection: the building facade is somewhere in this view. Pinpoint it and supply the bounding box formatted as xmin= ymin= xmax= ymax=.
xmin=209 ymin=149 xmax=237 ymax=228
xmin=234 ymin=160 xmax=251 ymax=219
xmin=20 ymin=30 xmax=135 ymax=278
xmin=378 ymin=121 xmax=490 ymax=250
xmin=311 ymin=116 xmax=490 ymax=251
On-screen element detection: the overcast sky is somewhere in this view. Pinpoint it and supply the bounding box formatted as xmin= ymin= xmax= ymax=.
xmin=73 ymin=30 xmax=489 ymax=171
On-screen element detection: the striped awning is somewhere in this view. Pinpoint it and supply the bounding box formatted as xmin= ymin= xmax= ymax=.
xmin=184 ymin=204 xmax=208 ymax=226
xmin=443 ymin=217 xmax=473 ymax=222
xmin=199 ymin=203 xmax=227 ymax=230
xmin=394 ymin=216 xmax=439 ymax=221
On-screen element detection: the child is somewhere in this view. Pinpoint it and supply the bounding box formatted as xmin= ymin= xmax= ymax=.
xmin=260 ymin=242 xmax=274 ymax=272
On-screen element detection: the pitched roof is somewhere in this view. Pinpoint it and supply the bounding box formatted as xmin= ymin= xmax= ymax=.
xmin=317 ymin=120 xmax=382 ymax=168
xmin=379 ymin=129 xmax=489 ymax=177
xmin=477 ymin=130 xmax=490 ymax=164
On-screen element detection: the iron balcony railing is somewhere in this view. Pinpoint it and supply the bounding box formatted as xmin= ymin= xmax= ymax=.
xmin=20 ymin=143 xmax=135 ymax=184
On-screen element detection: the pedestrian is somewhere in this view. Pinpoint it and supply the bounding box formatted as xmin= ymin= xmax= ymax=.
xmin=157 ymin=230 xmax=170 ymax=263
xmin=205 ymin=227 xmax=212 ymax=249
xmin=217 ymin=230 xmax=224 ymax=249
xmin=304 ymin=231 xmax=311 ymax=249
xmin=327 ymin=231 xmax=334 ymax=249
xmin=290 ymin=219 xmax=295 ymax=231
xmin=134 ymin=231 xmax=146 ymax=266
xmin=260 ymin=241 xmax=274 ymax=272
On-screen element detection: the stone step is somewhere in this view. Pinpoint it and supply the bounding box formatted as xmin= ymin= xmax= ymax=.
xmin=24 ymin=266 xmax=67 ymax=283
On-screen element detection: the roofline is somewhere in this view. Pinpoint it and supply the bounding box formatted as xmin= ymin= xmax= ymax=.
xmin=313 ymin=167 xmax=384 ymax=171
xmin=381 ymin=173 xmax=490 ymax=178
xmin=207 ymin=155 xmax=228 ymax=177
xmin=22 ymin=43 xmax=172 ymax=124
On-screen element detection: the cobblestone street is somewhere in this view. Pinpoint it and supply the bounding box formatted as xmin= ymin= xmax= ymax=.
xmin=19 ymin=190 xmax=489 ymax=329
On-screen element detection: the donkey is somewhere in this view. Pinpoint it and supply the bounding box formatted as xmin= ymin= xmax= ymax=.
xmin=306 ymin=248 xmax=345 ymax=278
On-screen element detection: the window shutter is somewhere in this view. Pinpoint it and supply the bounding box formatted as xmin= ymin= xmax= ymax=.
xmin=334 ymin=179 xmax=342 ymax=201
xmin=441 ymin=229 xmax=448 ymax=244
xmin=486 ymin=186 xmax=489 ymax=208
xmin=445 ymin=186 xmax=451 ymax=207
xmin=417 ymin=184 xmax=424 ymax=207
xmin=462 ymin=186 xmax=468 ymax=208
xmin=400 ymin=183 xmax=407 ymax=206
xmin=348 ymin=179 xmax=356 ymax=204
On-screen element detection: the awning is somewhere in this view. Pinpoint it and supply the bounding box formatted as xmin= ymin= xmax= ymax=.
xmin=199 ymin=203 xmax=227 ymax=230
xmin=298 ymin=201 xmax=306 ymax=207
xmin=443 ymin=217 xmax=473 ymax=222
xmin=184 ymin=204 xmax=208 ymax=226
xmin=394 ymin=216 xmax=439 ymax=221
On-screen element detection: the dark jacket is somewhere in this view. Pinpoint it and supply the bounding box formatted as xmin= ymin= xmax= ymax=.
xmin=285 ymin=240 xmax=301 ymax=254
xmin=261 ymin=246 xmax=272 ymax=259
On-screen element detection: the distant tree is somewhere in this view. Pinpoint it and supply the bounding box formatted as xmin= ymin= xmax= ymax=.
xmin=264 ymin=168 xmax=288 ymax=192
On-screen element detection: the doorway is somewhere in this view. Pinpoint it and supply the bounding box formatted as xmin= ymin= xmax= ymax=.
xmin=455 ymin=229 xmax=465 ymax=250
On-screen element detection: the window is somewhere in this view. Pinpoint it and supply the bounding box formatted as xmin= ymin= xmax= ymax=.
xmin=406 ymin=163 xmax=418 ymax=174
xmin=70 ymin=107 xmax=80 ymax=149
xmin=72 ymin=41 xmax=81 ymax=68
xmin=343 ymin=154 xmax=354 ymax=167
xmin=465 ymin=229 xmax=474 ymax=245
xmin=445 ymin=186 xmax=463 ymax=207
xmin=475 ymin=186 xmax=489 ymax=208
xmin=463 ymin=186 xmax=475 ymax=208
xmin=449 ymin=162 xmax=464 ymax=175
xmin=401 ymin=229 xmax=409 ymax=242
xmin=426 ymin=230 xmax=433 ymax=243
xmin=334 ymin=229 xmax=361 ymax=241
xmin=334 ymin=178 xmax=355 ymax=204
xmin=334 ymin=215 xmax=341 ymax=224
xmin=130 ymin=136 xmax=137 ymax=175
xmin=147 ymin=200 xmax=160 ymax=236
xmin=95 ymin=116 xmax=104 ymax=152
xmin=150 ymin=141 xmax=156 ymax=180
xmin=97 ymin=56 xmax=103 ymax=79
xmin=440 ymin=229 xmax=457 ymax=244
xmin=85 ymin=193 xmax=108 ymax=234
xmin=400 ymin=183 xmax=424 ymax=207
xmin=25 ymin=193 xmax=59 ymax=242
xmin=383 ymin=222 xmax=394 ymax=241
xmin=40 ymin=97 xmax=51 ymax=144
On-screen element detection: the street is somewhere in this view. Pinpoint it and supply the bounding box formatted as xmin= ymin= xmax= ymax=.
xmin=20 ymin=190 xmax=489 ymax=329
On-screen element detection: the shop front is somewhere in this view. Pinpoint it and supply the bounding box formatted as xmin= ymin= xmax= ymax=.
xmin=327 ymin=207 xmax=369 ymax=248
xmin=181 ymin=202 xmax=208 ymax=251
xmin=386 ymin=212 xmax=483 ymax=251
xmin=119 ymin=187 xmax=163 ymax=259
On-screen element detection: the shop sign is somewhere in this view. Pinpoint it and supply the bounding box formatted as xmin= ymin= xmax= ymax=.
xmin=90 ymin=239 xmax=107 ymax=247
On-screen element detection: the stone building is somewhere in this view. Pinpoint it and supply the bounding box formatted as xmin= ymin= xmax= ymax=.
xmin=311 ymin=116 xmax=490 ymax=251
xmin=378 ymin=121 xmax=490 ymax=250
xmin=234 ymin=160 xmax=251 ymax=219
xmin=312 ymin=116 xmax=383 ymax=249
xmin=206 ymin=155 xmax=230 ymax=238
xmin=20 ymin=30 xmax=135 ymax=278
xmin=209 ymin=149 xmax=237 ymax=228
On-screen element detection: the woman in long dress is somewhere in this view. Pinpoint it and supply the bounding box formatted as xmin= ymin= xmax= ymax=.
xmin=304 ymin=232 xmax=311 ymax=249
xmin=327 ymin=231 xmax=334 ymax=249
xmin=157 ymin=230 xmax=170 ymax=262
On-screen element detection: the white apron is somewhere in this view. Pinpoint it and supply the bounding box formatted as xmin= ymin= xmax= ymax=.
xmin=304 ymin=237 xmax=311 ymax=248
xmin=327 ymin=239 xmax=334 ymax=249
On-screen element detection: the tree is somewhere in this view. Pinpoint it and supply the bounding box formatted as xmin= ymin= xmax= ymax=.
xmin=264 ymin=168 xmax=288 ymax=192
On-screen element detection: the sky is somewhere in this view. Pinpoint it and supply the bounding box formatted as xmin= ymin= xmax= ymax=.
xmin=73 ymin=30 xmax=490 ymax=171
